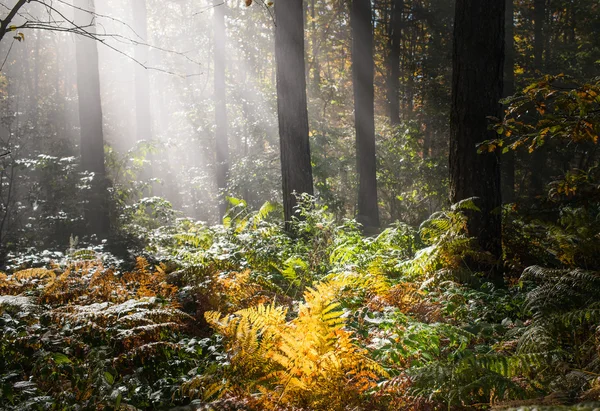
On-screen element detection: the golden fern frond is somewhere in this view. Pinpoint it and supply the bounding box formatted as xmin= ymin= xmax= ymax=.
xmin=13 ymin=268 xmax=56 ymax=282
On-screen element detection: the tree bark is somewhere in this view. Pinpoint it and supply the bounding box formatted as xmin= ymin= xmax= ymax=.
xmin=214 ymin=0 xmax=229 ymax=219
xmin=275 ymin=0 xmax=314 ymax=226
xmin=502 ymin=0 xmax=516 ymax=203
xmin=310 ymin=0 xmax=320 ymax=91
xmin=74 ymin=0 xmax=110 ymax=238
xmin=387 ymin=0 xmax=402 ymax=126
xmin=450 ymin=0 xmax=504 ymax=263
xmin=530 ymin=0 xmax=545 ymax=197
xmin=352 ymin=0 xmax=380 ymax=229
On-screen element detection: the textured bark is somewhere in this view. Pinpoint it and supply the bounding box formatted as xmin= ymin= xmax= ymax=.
xmin=531 ymin=0 xmax=545 ymax=197
xmin=214 ymin=0 xmax=229 ymax=219
xmin=351 ymin=0 xmax=380 ymax=229
xmin=450 ymin=0 xmax=504 ymax=261
xmin=275 ymin=0 xmax=314 ymax=226
xmin=502 ymin=0 xmax=516 ymax=203
xmin=75 ymin=0 xmax=110 ymax=237
xmin=387 ymin=0 xmax=402 ymax=126
xmin=534 ymin=0 xmax=545 ymax=70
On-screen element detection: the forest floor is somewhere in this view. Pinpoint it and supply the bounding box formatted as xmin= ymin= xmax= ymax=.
xmin=1 ymin=202 xmax=600 ymax=410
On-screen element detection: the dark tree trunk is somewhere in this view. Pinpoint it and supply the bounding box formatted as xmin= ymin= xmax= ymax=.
xmin=351 ymin=0 xmax=380 ymax=229
xmin=275 ymin=0 xmax=314 ymax=226
xmin=530 ymin=0 xmax=545 ymax=197
xmin=450 ymin=0 xmax=504 ymax=263
xmin=502 ymin=0 xmax=516 ymax=203
xmin=387 ymin=0 xmax=402 ymax=126
xmin=75 ymin=0 xmax=110 ymax=238
xmin=534 ymin=0 xmax=544 ymax=70
xmin=214 ymin=0 xmax=229 ymax=219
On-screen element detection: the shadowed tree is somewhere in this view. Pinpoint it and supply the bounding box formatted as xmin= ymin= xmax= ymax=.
xmin=351 ymin=0 xmax=379 ymax=229
xmin=530 ymin=0 xmax=546 ymax=197
xmin=214 ymin=0 xmax=229 ymax=219
xmin=75 ymin=0 xmax=110 ymax=237
xmin=274 ymin=0 xmax=313 ymax=226
xmin=450 ymin=0 xmax=504 ymax=263
xmin=502 ymin=0 xmax=516 ymax=203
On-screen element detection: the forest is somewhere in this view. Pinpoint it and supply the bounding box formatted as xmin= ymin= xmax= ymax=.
xmin=0 ymin=0 xmax=599 ymax=409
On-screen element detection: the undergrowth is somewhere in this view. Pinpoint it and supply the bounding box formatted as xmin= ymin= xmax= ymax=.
xmin=1 ymin=197 xmax=599 ymax=410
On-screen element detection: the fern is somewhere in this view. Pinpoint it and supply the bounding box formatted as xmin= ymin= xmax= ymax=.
xmin=202 ymin=279 xmax=387 ymax=408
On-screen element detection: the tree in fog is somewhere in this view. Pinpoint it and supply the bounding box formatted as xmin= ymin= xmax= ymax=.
xmin=132 ymin=0 xmax=152 ymax=144
xmin=274 ymin=0 xmax=313 ymax=226
xmin=351 ymin=0 xmax=379 ymax=229
xmin=75 ymin=0 xmax=110 ymax=237
xmin=450 ymin=0 xmax=504 ymax=264
xmin=214 ymin=0 xmax=229 ymax=219
xmin=387 ymin=0 xmax=402 ymax=127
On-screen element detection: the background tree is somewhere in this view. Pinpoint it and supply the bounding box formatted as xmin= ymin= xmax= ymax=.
xmin=75 ymin=0 xmax=110 ymax=237
xmin=214 ymin=0 xmax=229 ymax=218
xmin=132 ymin=0 xmax=152 ymax=144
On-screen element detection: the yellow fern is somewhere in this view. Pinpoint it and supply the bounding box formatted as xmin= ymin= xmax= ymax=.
xmin=204 ymin=279 xmax=387 ymax=408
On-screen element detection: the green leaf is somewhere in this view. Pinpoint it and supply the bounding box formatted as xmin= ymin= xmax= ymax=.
xmin=104 ymin=371 xmax=114 ymax=385
xmin=51 ymin=353 xmax=72 ymax=364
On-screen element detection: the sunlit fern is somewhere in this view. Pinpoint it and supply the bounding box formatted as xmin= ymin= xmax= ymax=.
xmin=199 ymin=279 xmax=387 ymax=409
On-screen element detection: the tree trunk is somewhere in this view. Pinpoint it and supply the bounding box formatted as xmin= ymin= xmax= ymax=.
xmin=387 ymin=0 xmax=402 ymax=126
xmin=310 ymin=0 xmax=320 ymax=91
xmin=530 ymin=0 xmax=545 ymax=197
xmin=275 ymin=0 xmax=314 ymax=226
xmin=132 ymin=0 xmax=152 ymax=144
xmin=352 ymin=0 xmax=380 ymax=229
xmin=502 ymin=0 xmax=516 ymax=203
xmin=74 ymin=0 xmax=110 ymax=238
xmin=214 ymin=0 xmax=229 ymax=219
xmin=450 ymin=0 xmax=504 ymax=264
xmin=534 ymin=0 xmax=544 ymax=70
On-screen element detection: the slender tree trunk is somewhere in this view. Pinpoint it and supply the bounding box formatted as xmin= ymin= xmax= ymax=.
xmin=310 ymin=0 xmax=320 ymax=90
xmin=531 ymin=0 xmax=545 ymax=197
xmin=214 ymin=0 xmax=229 ymax=218
xmin=132 ymin=0 xmax=152 ymax=144
xmin=502 ymin=0 xmax=516 ymax=203
xmin=74 ymin=0 xmax=110 ymax=238
xmin=534 ymin=0 xmax=544 ymax=70
xmin=450 ymin=0 xmax=504 ymax=264
xmin=387 ymin=0 xmax=402 ymax=126
xmin=352 ymin=0 xmax=380 ymax=229
xmin=275 ymin=0 xmax=314 ymax=226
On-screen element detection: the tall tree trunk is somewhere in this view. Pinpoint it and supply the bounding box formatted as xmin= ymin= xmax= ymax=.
xmin=352 ymin=0 xmax=380 ymax=229
xmin=75 ymin=0 xmax=110 ymax=238
xmin=275 ymin=0 xmax=314 ymax=227
xmin=214 ymin=0 xmax=229 ymax=219
xmin=132 ymin=0 xmax=152 ymax=144
xmin=310 ymin=0 xmax=320 ymax=90
xmin=387 ymin=0 xmax=402 ymax=126
xmin=533 ymin=0 xmax=545 ymax=70
xmin=502 ymin=0 xmax=516 ymax=203
xmin=450 ymin=0 xmax=504 ymax=264
xmin=530 ymin=0 xmax=545 ymax=197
